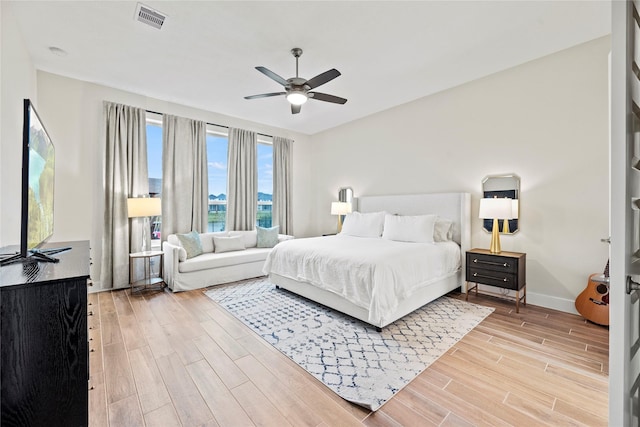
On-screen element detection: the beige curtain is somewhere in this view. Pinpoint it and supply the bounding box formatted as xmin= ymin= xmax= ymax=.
xmin=273 ymin=136 xmax=293 ymax=235
xmin=226 ymin=128 xmax=257 ymax=231
xmin=100 ymin=101 xmax=148 ymax=289
xmin=161 ymin=114 xmax=208 ymax=238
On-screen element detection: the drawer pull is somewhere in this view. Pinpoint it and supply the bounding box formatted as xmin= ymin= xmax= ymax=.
xmin=473 ymin=258 xmax=509 ymax=268
xmin=473 ymin=272 xmax=509 ymax=282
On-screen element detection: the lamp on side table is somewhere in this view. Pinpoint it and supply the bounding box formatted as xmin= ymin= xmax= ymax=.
xmin=127 ymin=196 xmax=161 ymax=252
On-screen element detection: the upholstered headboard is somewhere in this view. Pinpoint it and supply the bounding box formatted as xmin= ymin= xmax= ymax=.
xmin=357 ymin=192 xmax=471 ymax=252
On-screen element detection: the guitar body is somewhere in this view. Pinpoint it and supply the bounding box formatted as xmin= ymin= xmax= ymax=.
xmin=575 ymin=273 xmax=609 ymax=326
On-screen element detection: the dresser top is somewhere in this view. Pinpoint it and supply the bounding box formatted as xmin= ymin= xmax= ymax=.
xmin=0 ymin=241 xmax=90 ymax=287
xmin=468 ymin=248 xmax=526 ymax=258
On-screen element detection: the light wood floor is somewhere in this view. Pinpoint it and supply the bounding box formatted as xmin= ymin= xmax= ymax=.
xmin=88 ymin=283 xmax=609 ymax=426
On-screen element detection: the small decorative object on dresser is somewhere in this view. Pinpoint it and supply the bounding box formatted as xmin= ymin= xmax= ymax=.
xmin=466 ymin=248 xmax=527 ymax=312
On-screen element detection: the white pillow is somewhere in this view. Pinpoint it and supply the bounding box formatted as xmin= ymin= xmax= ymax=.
xmin=434 ymin=218 xmax=454 ymax=242
xmin=213 ymin=235 xmax=246 ymax=253
xmin=199 ymin=231 xmax=229 ymax=253
xmin=229 ymin=230 xmax=258 ymax=248
xmin=382 ymin=214 xmax=437 ymax=243
xmin=340 ymin=211 xmax=386 ymax=238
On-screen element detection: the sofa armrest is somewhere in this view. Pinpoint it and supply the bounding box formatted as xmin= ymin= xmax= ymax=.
xmin=278 ymin=234 xmax=294 ymax=243
xmin=162 ymin=241 xmax=182 ymax=286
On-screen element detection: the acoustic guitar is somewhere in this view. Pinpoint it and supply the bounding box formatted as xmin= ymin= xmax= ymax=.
xmin=575 ymin=260 xmax=609 ymax=326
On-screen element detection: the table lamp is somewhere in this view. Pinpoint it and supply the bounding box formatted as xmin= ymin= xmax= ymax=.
xmin=479 ymin=197 xmax=513 ymax=253
xmin=127 ymin=197 xmax=162 ymax=252
xmin=502 ymin=199 xmax=519 ymax=234
xmin=331 ymin=202 xmax=352 ymax=233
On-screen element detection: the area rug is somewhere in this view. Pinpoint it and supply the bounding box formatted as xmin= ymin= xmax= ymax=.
xmin=204 ymin=277 xmax=494 ymax=411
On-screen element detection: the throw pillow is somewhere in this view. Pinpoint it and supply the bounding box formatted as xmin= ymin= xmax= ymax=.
xmin=382 ymin=214 xmax=437 ymax=243
xmin=340 ymin=211 xmax=386 ymax=238
xmin=434 ymin=218 xmax=454 ymax=242
xmin=176 ymin=231 xmax=203 ymax=259
xmin=213 ymin=235 xmax=246 ymax=253
xmin=257 ymin=225 xmax=280 ymax=248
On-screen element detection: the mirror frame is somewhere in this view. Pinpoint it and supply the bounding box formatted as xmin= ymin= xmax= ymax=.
xmin=482 ymin=174 xmax=520 ymax=234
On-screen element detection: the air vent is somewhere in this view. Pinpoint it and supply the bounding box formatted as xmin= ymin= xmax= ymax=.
xmin=135 ymin=3 xmax=166 ymax=30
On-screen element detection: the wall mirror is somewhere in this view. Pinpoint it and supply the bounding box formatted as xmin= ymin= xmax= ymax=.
xmin=338 ymin=187 xmax=354 ymax=205
xmin=482 ymin=174 xmax=520 ymax=234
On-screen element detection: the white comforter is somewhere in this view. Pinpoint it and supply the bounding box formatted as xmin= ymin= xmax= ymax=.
xmin=263 ymin=235 xmax=461 ymax=324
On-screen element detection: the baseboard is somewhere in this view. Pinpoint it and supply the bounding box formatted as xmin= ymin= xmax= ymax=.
xmin=526 ymin=292 xmax=579 ymax=315
xmin=474 ymin=284 xmax=578 ymax=315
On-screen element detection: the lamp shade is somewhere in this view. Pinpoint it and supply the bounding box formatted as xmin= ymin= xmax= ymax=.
xmin=127 ymin=197 xmax=162 ymax=218
xmin=511 ymin=199 xmax=519 ymax=219
xmin=331 ymin=201 xmax=352 ymax=215
xmin=478 ymin=198 xmax=513 ymax=219
xmin=286 ymin=91 xmax=308 ymax=105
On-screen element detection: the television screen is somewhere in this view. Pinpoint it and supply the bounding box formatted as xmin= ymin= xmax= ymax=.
xmin=21 ymin=99 xmax=55 ymax=255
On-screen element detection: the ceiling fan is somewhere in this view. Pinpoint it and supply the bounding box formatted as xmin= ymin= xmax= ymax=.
xmin=244 ymin=48 xmax=347 ymax=114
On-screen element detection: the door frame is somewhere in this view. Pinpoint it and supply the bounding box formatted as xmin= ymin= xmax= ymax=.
xmin=610 ymin=1 xmax=632 ymax=425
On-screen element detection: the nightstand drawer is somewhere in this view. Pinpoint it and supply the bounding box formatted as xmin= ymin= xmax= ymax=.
xmin=467 ymin=268 xmax=521 ymax=291
xmin=467 ymin=253 xmax=518 ymax=274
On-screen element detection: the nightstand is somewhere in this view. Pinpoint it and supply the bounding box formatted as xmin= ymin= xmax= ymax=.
xmin=129 ymin=250 xmax=165 ymax=293
xmin=465 ymin=248 xmax=526 ymax=312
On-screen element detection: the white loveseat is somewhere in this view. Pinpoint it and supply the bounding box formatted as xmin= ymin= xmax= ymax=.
xmin=163 ymin=229 xmax=293 ymax=292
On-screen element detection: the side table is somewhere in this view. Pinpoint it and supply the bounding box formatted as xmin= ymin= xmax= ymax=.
xmin=465 ymin=248 xmax=526 ymax=312
xmin=129 ymin=250 xmax=165 ymax=293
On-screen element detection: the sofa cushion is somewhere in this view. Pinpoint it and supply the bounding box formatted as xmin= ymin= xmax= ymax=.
xmin=178 ymin=248 xmax=272 ymax=273
xmin=228 ymin=230 xmax=258 ymax=248
xmin=176 ymin=231 xmax=203 ymax=259
xmin=213 ymin=235 xmax=246 ymax=253
xmin=199 ymin=231 xmax=229 ymax=253
xmin=257 ymin=226 xmax=279 ymax=248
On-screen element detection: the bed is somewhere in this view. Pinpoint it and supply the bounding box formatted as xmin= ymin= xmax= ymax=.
xmin=264 ymin=192 xmax=471 ymax=329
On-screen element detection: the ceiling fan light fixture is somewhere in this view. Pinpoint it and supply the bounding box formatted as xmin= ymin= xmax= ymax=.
xmin=286 ymin=91 xmax=308 ymax=105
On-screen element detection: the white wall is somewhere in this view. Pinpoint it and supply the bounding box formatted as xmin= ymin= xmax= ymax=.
xmin=29 ymin=71 xmax=312 ymax=289
xmin=0 ymin=2 xmax=37 ymax=247
xmin=2 ymin=22 xmax=610 ymax=312
xmin=309 ymin=36 xmax=611 ymax=313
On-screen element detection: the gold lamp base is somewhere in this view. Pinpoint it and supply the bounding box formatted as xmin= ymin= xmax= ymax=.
xmin=489 ymin=218 xmax=502 ymax=253
xmin=337 ymin=216 xmax=343 ymax=234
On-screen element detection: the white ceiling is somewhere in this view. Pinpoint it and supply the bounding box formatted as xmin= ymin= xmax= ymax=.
xmin=7 ymin=1 xmax=611 ymax=135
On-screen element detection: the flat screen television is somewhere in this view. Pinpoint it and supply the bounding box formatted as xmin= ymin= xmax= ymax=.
xmin=0 ymin=99 xmax=66 ymax=266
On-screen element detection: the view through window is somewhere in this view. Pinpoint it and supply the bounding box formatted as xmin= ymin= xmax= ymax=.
xmin=146 ymin=119 xmax=162 ymax=243
xmin=146 ymin=114 xmax=274 ymax=236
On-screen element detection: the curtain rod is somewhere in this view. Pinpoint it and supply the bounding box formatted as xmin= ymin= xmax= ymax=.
xmin=145 ymin=109 xmax=273 ymax=139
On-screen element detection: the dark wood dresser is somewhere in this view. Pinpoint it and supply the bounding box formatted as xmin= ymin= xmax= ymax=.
xmin=0 ymin=241 xmax=90 ymax=426
xmin=465 ymin=248 xmax=526 ymax=312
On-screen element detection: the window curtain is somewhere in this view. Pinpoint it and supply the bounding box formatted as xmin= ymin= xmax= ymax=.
xmin=161 ymin=114 xmax=208 ymax=239
xmin=273 ymin=136 xmax=293 ymax=235
xmin=226 ymin=128 xmax=257 ymax=231
xmin=100 ymin=101 xmax=148 ymax=289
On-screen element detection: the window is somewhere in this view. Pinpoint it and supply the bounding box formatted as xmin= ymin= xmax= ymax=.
xmin=144 ymin=115 xmax=271 ymax=236
xmin=146 ymin=115 xmax=162 ymax=243
xmin=207 ymin=126 xmax=229 ymax=231
xmin=257 ymin=139 xmax=273 ymax=228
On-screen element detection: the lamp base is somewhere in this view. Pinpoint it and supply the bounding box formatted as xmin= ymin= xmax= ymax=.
xmin=141 ymin=217 xmax=149 ymax=252
xmin=489 ymin=218 xmax=501 ymax=253
xmin=502 ymin=218 xmax=510 ymax=234
xmin=337 ymin=216 xmax=343 ymax=234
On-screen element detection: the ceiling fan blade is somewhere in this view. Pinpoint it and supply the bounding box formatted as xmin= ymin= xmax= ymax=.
xmin=255 ymin=66 xmax=289 ymax=87
xmin=244 ymin=92 xmax=286 ymax=100
xmin=291 ymin=104 xmax=301 ymax=114
xmin=306 ymin=69 xmax=341 ymax=89
xmin=309 ymin=92 xmax=347 ymax=104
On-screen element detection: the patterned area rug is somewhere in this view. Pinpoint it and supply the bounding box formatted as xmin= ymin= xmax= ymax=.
xmin=205 ymin=277 xmax=494 ymax=411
